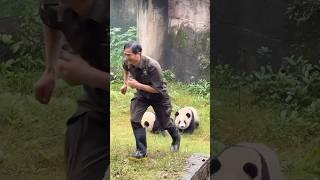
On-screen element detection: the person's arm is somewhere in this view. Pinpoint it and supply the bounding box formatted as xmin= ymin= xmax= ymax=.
xmin=57 ymin=51 xmax=109 ymax=90
xmin=127 ymin=78 xmax=159 ymax=94
xmin=136 ymin=81 xmax=159 ymax=93
xmin=34 ymin=25 xmax=63 ymax=104
xmin=81 ymin=65 xmax=109 ymax=90
xmin=120 ymin=70 xmax=129 ymax=94
xmin=44 ymin=24 xmax=62 ymax=74
xmin=123 ymin=70 xmax=129 ymax=85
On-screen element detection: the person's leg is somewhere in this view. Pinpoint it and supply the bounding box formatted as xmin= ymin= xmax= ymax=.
xmin=65 ymin=111 xmax=109 ymax=180
xmin=151 ymin=95 xmax=181 ymax=152
xmin=128 ymin=96 xmax=149 ymax=160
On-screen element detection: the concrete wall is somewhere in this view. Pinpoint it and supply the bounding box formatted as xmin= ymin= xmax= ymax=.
xmin=137 ymin=0 xmax=168 ymax=65
xmin=166 ymin=0 xmax=210 ymax=81
xmin=137 ymin=0 xmax=210 ymax=82
xmin=110 ymin=0 xmax=137 ymax=31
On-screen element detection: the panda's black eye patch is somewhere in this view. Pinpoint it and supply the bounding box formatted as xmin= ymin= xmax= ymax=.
xmin=243 ymin=162 xmax=258 ymax=178
xmin=144 ymin=121 xmax=150 ymax=127
xmin=211 ymin=157 xmax=221 ymax=174
xmin=186 ymin=113 xmax=191 ymax=118
xmin=175 ymin=112 xmax=179 ymax=117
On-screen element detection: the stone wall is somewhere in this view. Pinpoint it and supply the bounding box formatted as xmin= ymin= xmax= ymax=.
xmin=165 ymin=0 xmax=210 ymax=81
xmin=110 ymin=0 xmax=137 ymax=31
xmin=137 ymin=0 xmax=168 ymax=65
xmin=137 ymin=0 xmax=210 ymax=82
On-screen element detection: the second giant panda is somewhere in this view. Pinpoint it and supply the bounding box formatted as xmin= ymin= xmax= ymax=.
xmin=140 ymin=111 xmax=166 ymax=134
xmin=174 ymin=107 xmax=200 ymax=133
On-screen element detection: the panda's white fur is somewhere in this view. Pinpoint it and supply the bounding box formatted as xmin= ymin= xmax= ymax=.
xmin=212 ymin=142 xmax=284 ymax=180
xmin=174 ymin=107 xmax=199 ymax=133
xmin=140 ymin=111 xmax=156 ymax=132
xmin=140 ymin=111 xmax=166 ymax=134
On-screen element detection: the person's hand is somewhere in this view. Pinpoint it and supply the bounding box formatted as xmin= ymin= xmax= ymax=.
xmin=34 ymin=69 xmax=55 ymax=104
xmin=120 ymin=84 xmax=128 ymax=95
xmin=127 ymin=78 xmax=140 ymax=89
xmin=56 ymin=50 xmax=92 ymax=86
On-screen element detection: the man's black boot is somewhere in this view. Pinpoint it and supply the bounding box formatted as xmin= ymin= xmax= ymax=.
xmin=128 ymin=127 xmax=148 ymax=161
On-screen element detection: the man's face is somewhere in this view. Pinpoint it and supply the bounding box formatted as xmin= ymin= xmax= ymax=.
xmin=124 ymin=48 xmax=140 ymax=66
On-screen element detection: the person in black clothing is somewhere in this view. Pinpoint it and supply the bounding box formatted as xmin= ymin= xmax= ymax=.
xmin=121 ymin=41 xmax=181 ymax=160
xmin=34 ymin=0 xmax=109 ymax=179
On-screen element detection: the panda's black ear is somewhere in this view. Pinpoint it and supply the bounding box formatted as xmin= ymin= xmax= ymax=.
xmin=211 ymin=157 xmax=221 ymax=174
xmin=243 ymin=162 xmax=258 ymax=179
xmin=186 ymin=113 xmax=191 ymax=118
xmin=175 ymin=112 xmax=179 ymax=117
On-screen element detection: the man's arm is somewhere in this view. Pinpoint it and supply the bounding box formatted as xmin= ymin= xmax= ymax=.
xmin=57 ymin=51 xmax=109 ymax=90
xmin=34 ymin=25 xmax=63 ymax=104
xmin=136 ymin=82 xmax=159 ymax=93
xmin=127 ymin=78 xmax=159 ymax=94
xmin=44 ymin=24 xmax=63 ymax=73
xmin=123 ymin=70 xmax=129 ymax=85
xmin=120 ymin=69 xmax=129 ymax=94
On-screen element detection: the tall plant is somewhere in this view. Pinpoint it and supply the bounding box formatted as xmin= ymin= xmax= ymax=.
xmin=110 ymin=26 xmax=136 ymax=81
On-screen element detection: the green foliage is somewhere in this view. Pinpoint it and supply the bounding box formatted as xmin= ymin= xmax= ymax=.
xmin=212 ymin=64 xmax=234 ymax=87
xmin=0 ymin=8 xmax=43 ymax=74
xmin=110 ymin=26 xmax=137 ymax=81
xmin=0 ymin=0 xmax=37 ymax=17
xmin=287 ymin=0 xmax=320 ymax=24
xmin=214 ymin=56 xmax=320 ymax=178
xmin=304 ymin=148 xmax=320 ymax=176
xmin=248 ymin=56 xmax=320 ymax=111
xmin=163 ymin=69 xmax=175 ymax=82
xmin=176 ymin=28 xmax=188 ymax=48
xmin=186 ymin=79 xmax=210 ymax=99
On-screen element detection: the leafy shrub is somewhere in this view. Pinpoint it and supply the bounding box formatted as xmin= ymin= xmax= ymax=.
xmin=186 ymin=79 xmax=210 ymax=98
xmin=248 ymin=56 xmax=320 ymax=111
xmin=163 ymin=69 xmax=175 ymax=82
xmin=110 ymin=26 xmax=136 ymax=81
xmin=0 ymin=8 xmax=43 ymax=74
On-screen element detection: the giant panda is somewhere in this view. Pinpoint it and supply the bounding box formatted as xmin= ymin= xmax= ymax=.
xmin=211 ymin=142 xmax=284 ymax=180
xmin=140 ymin=111 xmax=166 ymax=135
xmin=174 ymin=107 xmax=200 ymax=133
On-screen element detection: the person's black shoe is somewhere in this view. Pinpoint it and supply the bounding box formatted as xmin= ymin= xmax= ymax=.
xmin=128 ymin=151 xmax=148 ymax=161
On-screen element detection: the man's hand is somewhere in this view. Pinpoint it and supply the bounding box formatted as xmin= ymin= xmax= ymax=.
xmin=120 ymin=84 xmax=128 ymax=95
xmin=55 ymin=50 xmax=109 ymax=90
xmin=34 ymin=69 xmax=55 ymax=104
xmin=56 ymin=50 xmax=92 ymax=86
xmin=127 ymin=78 xmax=140 ymax=89
xmin=128 ymin=78 xmax=159 ymax=94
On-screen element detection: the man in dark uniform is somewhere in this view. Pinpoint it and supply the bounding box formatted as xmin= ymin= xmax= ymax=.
xmin=120 ymin=41 xmax=181 ymax=160
xmin=34 ymin=0 xmax=109 ymax=179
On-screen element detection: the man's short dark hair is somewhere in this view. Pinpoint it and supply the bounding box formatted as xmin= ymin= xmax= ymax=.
xmin=124 ymin=41 xmax=142 ymax=54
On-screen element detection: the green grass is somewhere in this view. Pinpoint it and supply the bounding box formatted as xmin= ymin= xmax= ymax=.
xmin=0 ymin=73 xmax=210 ymax=179
xmin=110 ymin=82 xmax=210 ymax=179
xmin=0 ymin=72 xmax=83 ymax=178
xmin=213 ymin=87 xmax=320 ymax=179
